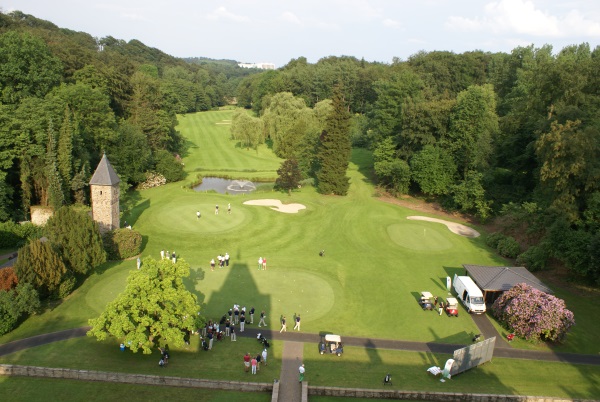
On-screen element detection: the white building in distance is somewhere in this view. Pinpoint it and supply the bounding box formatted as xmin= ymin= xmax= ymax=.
xmin=238 ymin=62 xmax=275 ymax=70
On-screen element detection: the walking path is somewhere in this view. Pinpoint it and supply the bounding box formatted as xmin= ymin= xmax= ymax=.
xmin=2 ymin=325 xmax=599 ymax=366
xmin=278 ymin=341 xmax=304 ymax=402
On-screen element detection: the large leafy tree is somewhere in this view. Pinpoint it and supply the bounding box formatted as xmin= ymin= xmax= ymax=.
xmin=445 ymin=84 xmax=499 ymax=177
xmin=316 ymin=85 xmax=352 ymax=195
xmin=0 ymin=31 xmax=62 ymax=105
xmin=87 ymin=258 xmax=203 ymax=353
xmin=45 ymin=206 xmax=106 ymax=275
xmin=410 ymin=145 xmax=457 ymax=195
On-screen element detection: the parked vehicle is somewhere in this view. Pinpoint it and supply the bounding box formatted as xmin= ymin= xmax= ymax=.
xmin=453 ymin=274 xmax=486 ymax=314
xmin=319 ymin=334 xmax=343 ymax=356
xmin=419 ymin=291 xmax=434 ymax=310
xmin=445 ymin=297 xmax=459 ymax=317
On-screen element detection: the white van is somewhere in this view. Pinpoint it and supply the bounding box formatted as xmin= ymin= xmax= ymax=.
xmin=453 ymin=274 xmax=486 ymax=314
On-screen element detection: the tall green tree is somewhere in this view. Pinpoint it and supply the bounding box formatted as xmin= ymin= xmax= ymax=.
xmin=45 ymin=207 xmax=106 ymax=275
xmin=230 ymin=109 xmax=264 ymax=150
xmin=445 ymin=84 xmax=499 ymax=177
xmin=275 ymin=159 xmax=303 ymax=195
xmin=87 ymin=258 xmax=203 ymax=354
xmin=14 ymin=239 xmax=67 ymax=298
xmin=410 ymin=145 xmax=457 ymax=195
xmin=0 ymin=31 xmax=62 ymax=104
xmin=536 ymin=120 xmax=600 ymax=221
xmin=316 ymin=85 xmax=352 ymax=195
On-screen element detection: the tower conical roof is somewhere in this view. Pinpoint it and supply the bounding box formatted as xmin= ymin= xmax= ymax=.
xmin=89 ymin=154 xmax=120 ymax=185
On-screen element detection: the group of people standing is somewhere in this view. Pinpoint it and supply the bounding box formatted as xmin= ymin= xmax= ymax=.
xmin=160 ymin=249 xmax=177 ymax=264
xmin=243 ymin=349 xmax=268 ymax=375
xmin=257 ymin=257 xmax=267 ymax=270
xmin=210 ymin=252 xmax=230 ymax=271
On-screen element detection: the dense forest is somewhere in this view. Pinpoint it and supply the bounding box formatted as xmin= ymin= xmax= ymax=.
xmin=1 ymin=10 xmax=599 ymax=286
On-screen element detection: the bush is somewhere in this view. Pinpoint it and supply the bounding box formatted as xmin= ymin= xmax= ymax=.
xmin=492 ymin=283 xmax=575 ymax=343
xmin=497 ymin=236 xmax=521 ymax=258
xmin=103 ymin=228 xmax=143 ymax=260
xmin=154 ymin=150 xmax=185 ymax=182
xmin=516 ymin=245 xmax=549 ymax=271
xmin=56 ymin=274 xmax=76 ymax=300
xmin=0 ymin=267 xmax=18 ymax=291
xmin=0 ymin=221 xmax=42 ymax=248
xmin=0 ymin=283 xmax=40 ymax=335
xmin=485 ymin=232 xmax=505 ymax=249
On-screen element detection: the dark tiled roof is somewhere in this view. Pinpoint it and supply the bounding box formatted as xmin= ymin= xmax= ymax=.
xmin=89 ymin=154 xmax=120 ymax=185
xmin=463 ymin=264 xmax=553 ymax=294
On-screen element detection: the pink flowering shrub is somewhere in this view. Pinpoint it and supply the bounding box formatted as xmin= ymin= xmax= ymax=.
xmin=491 ymin=283 xmax=575 ymax=343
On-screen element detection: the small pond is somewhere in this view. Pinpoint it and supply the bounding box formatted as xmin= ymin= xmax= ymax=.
xmin=193 ymin=177 xmax=258 ymax=194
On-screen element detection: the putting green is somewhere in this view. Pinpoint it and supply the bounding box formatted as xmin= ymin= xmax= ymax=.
xmin=201 ymin=269 xmax=335 ymax=322
xmin=387 ymin=222 xmax=453 ymax=251
xmin=151 ymin=202 xmax=247 ymax=234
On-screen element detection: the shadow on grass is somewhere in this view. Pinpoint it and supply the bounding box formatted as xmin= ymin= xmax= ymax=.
xmin=121 ymin=197 xmax=150 ymax=228
xmin=204 ymin=262 xmax=271 ymax=327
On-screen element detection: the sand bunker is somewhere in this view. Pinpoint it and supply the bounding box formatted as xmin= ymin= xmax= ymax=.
xmin=244 ymin=199 xmax=306 ymax=214
xmin=407 ymin=216 xmax=480 ymax=238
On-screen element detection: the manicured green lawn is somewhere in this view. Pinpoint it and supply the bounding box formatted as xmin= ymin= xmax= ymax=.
xmin=304 ymin=344 xmax=600 ymax=399
xmin=0 ymin=377 xmax=271 ymax=402
xmin=1 ymin=110 xmax=598 ymax=399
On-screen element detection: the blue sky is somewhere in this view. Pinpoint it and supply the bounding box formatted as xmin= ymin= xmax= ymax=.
xmin=6 ymin=0 xmax=600 ymax=67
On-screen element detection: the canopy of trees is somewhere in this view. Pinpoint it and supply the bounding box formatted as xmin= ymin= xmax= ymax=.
xmin=2 ymin=10 xmax=600 ymax=286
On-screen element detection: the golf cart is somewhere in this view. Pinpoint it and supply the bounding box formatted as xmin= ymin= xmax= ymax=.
xmin=445 ymin=297 xmax=459 ymax=317
xmin=420 ymin=291 xmax=434 ymax=310
xmin=319 ymin=334 xmax=343 ymax=356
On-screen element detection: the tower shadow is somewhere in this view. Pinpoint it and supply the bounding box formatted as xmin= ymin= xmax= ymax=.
xmin=204 ymin=261 xmax=271 ymax=326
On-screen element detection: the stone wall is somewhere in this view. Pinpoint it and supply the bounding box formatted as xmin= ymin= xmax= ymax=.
xmin=1 ymin=365 xmax=592 ymax=402
xmin=30 ymin=206 xmax=54 ymax=226
xmin=309 ymin=386 xmax=594 ymax=402
xmin=0 ymin=364 xmax=272 ymax=394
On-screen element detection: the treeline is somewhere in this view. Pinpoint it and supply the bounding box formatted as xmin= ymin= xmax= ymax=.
xmin=0 ymin=10 xmax=262 ymax=221
xmin=234 ymin=48 xmax=600 ymax=285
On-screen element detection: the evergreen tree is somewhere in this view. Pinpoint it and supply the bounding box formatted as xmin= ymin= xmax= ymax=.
xmin=316 ymin=85 xmax=352 ymax=195
xmin=14 ymin=239 xmax=67 ymax=298
xmin=45 ymin=206 xmax=106 ymax=275
xmin=46 ymin=121 xmax=65 ymax=211
xmin=57 ymin=106 xmax=73 ymax=202
xmin=275 ymin=159 xmax=303 ymax=195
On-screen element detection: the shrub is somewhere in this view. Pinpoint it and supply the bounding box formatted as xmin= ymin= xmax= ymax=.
xmin=0 ymin=221 xmax=42 ymax=248
xmin=0 ymin=283 xmax=40 ymax=335
xmin=516 ymin=245 xmax=549 ymax=271
xmin=56 ymin=273 xmax=76 ymax=300
xmin=0 ymin=267 xmax=18 ymax=291
xmin=492 ymin=283 xmax=575 ymax=343
xmin=103 ymin=228 xmax=143 ymax=260
xmin=154 ymin=150 xmax=185 ymax=182
xmin=497 ymin=236 xmax=521 ymax=258
xmin=485 ymin=232 xmax=505 ymax=249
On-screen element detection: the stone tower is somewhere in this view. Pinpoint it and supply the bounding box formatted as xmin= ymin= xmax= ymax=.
xmin=89 ymin=154 xmax=120 ymax=233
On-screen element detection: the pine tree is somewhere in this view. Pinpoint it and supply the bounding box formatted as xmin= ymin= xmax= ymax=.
xmin=45 ymin=206 xmax=106 ymax=275
xmin=46 ymin=121 xmax=64 ymax=211
xmin=316 ymin=84 xmax=352 ymax=195
xmin=275 ymin=159 xmax=303 ymax=195
xmin=14 ymin=239 xmax=67 ymax=298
